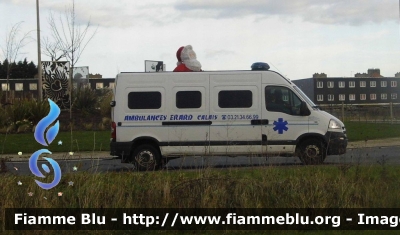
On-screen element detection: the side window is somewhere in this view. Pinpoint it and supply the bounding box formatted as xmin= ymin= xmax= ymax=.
xmin=265 ymin=86 xmax=302 ymax=115
xmin=176 ymin=91 xmax=202 ymax=109
xmin=128 ymin=91 xmax=161 ymax=109
xmin=218 ymin=90 xmax=252 ymax=108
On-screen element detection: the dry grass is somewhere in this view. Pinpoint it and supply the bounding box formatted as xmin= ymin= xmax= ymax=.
xmin=1 ymin=165 xmax=399 ymax=209
xmin=1 ymin=164 xmax=400 ymax=234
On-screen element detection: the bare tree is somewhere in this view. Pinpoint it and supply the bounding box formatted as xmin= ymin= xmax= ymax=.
xmin=45 ymin=0 xmax=98 ymax=72
xmin=44 ymin=0 xmax=97 ymax=119
xmin=42 ymin=36 xmax=66 ymax=61
xmin=1 ymin=22 xmax=32 ymax=101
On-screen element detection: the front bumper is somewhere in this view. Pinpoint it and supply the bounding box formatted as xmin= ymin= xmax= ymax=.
xmin=325 ymin=131 xmax=348 ymax=155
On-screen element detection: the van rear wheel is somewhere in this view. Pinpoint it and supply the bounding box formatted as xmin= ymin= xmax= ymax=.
xmin=131 ymin=144 xmax=160 ymax=171
xmin=297 ymin=139 xmax=326 ymax=165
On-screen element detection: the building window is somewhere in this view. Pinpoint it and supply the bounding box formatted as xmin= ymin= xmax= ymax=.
xmin=392 ymin=93 xmax=398 ymax=100
xmin=317 ymin=94 xmax=323 ymax=101
xmin=349 ymin=94 xmax=355 ymax=101
xmin=176 ymin=91 xmax=202 ymax=109
xmin=381 ymin=81 xmax=387 ymax=87
xmin=128 ymin=91 xmax=162 ymax=109
xmin=370 ymin=94 xmax=376 ymax=100
xmin=360 ymin=81 xmax=366 ymax=87
xmin=317 ymin=81 xmax=323 ymax=88
xmin=328 ymin=94 xmax=334 ymax=101
xmin=327 ymin=81 xmax=334 ymax=88
xmin=29 ymin=83 xmax=37 ymax=90
xmin=109 ymin=82 xmax=115 ymax=89
xmin=349 ymin=81 xmax=355 ymax=88
xmin=219 ymin=90 xmax=252 ymax=108
xmin=15 ymin=83 xmax=23 ymax=91
xmin=381 ymin=93 xmax=387 ymax=100
xmin=96 ymin=83 xmax=104 ymax=89
xmin=360 ymin=94 xmax=366 ymax=100
xmin=339 ymin=81 xmax=345 ymax=88
xmin=1 ymin=84 xmax=9 ymax=91
xmin=339 ymin=94 xmax=345 ymax=101
xmin=391 ymin=81 xmax=397 ymax=87
xmin=370 ymin=81 xmax=376 ymax=87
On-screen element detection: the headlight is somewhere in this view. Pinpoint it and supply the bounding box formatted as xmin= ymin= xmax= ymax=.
xmin=328 ymin=119 xmax=341 ymax=129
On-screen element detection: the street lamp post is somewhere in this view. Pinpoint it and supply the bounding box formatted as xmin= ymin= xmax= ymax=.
xmin=36 ymin=0 xmax=42 ymax=101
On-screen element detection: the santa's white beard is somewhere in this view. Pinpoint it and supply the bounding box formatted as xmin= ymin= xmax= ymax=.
xmin=184 ymin=59 xmax=202 ymax=71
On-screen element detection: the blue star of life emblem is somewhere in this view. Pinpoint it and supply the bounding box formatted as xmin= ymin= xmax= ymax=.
xmin=273 ymin=118 xmax=288 ymax=134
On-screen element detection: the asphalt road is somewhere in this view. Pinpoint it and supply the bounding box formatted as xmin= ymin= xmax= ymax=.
xmin=4 ymin=146 xmax=400 ymax=175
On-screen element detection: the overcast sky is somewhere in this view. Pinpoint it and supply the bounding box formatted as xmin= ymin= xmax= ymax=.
xmin=0 ymin=0 xmax=399 ymax=80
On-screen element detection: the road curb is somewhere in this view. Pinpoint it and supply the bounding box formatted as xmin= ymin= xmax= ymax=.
xmin=347 ymin=137 xmax=400 ymax=149
xmin=1 ymin=152 xmax=112 ymax=162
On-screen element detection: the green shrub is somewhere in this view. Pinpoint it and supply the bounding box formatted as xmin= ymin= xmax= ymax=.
xmin=17 ymin=123 xmax=31 ymax=133
xmin=102 ymin=117 xmax=111 ymax=126
xmin=5 ymin=99 xmax=30 ymax=132
xmin=83 ymin=122 xmax=93 ymax=131
xmin=72 ymin=87 xmax=97 ymax=114
xmin=27 ymin=99 xmax=50 ymax=125
xmin=0 ymin=90 xmax=4 ymax=103
xmin=0 ymin=106 xmax=9 ymax=128
xmin=98 ymin=88 xmax=113 ymax=117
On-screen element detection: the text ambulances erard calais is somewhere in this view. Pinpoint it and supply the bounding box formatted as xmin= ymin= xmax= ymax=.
xmin=123 ymin=114 xmax=261 ymax=121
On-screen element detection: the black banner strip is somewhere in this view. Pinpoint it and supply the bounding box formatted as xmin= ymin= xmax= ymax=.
xmin=6 ymin=208 xmax=400 ymax=230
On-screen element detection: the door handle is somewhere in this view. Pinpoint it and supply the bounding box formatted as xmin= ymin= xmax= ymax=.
xmin=251 ymin=119 xmax=269 ymax=125
xmin=262 ymin=134 xmax=267 ymax=141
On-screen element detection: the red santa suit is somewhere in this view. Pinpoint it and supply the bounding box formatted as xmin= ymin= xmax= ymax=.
xmin=173 ymin=45 xmax=202 ymax=72
xmin=173 ymin=63 xmax=194 ymax=72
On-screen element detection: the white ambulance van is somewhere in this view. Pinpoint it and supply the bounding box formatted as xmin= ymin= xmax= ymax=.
xmin=110 ymin=63 xmax=347 ymax=170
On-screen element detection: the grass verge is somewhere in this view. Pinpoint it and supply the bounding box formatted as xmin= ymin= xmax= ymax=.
xmin=1 ymin=165 xmax=400 ymax=234
xmin=0 ymin=131 xmax=110 ymax=155
xmin=344 ymin=121 xmax=400 ymax=142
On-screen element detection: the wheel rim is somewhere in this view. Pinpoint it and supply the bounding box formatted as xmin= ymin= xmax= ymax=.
xmin=135 ymin=150 xmax=155 ymax=168
xmin=305 ymin=144 xmax=320 ymax=159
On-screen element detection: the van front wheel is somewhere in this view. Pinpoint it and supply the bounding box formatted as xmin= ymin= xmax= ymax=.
xmin=297 ymin=139 xmax=326 ymax=165
xmin=131 ymin=145 xmax=160 ymax=171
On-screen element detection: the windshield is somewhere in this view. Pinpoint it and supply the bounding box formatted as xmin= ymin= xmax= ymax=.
xmin=293 ymin=86 xmax=318 ymax=108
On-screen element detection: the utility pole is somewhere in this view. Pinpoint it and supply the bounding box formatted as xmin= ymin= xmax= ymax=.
xmin=36 ymin=0 xmax=43 ymax=101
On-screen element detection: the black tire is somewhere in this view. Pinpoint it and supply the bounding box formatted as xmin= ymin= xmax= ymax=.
xmin=297 ymin=138 xmax=326 ymax=165
xmin=131 ymin=144 xmax=161 ymax=171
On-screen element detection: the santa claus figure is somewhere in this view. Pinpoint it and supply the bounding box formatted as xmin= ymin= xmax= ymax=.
xmin=173 ymin=45 xmax=202 ymax=72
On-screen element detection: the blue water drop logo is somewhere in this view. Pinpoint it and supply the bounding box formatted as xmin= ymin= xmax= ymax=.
xmin=34 ymin=99 xmax=60 ymax=146
xmin=42 ymin=164 xmax=50 ymax=173
xmin=29 ymin=99 xmax=62 ymax=190
xmin=29 ymin=149 xmax=61 ymax=190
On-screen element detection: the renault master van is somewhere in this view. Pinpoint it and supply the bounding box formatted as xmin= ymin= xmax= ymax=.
xmin=110 ymin=63 xmax=347 ymax=170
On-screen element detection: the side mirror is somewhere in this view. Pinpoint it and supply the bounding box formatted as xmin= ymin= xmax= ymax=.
xmin=300 ymin=101 xmax=311 ymax=116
